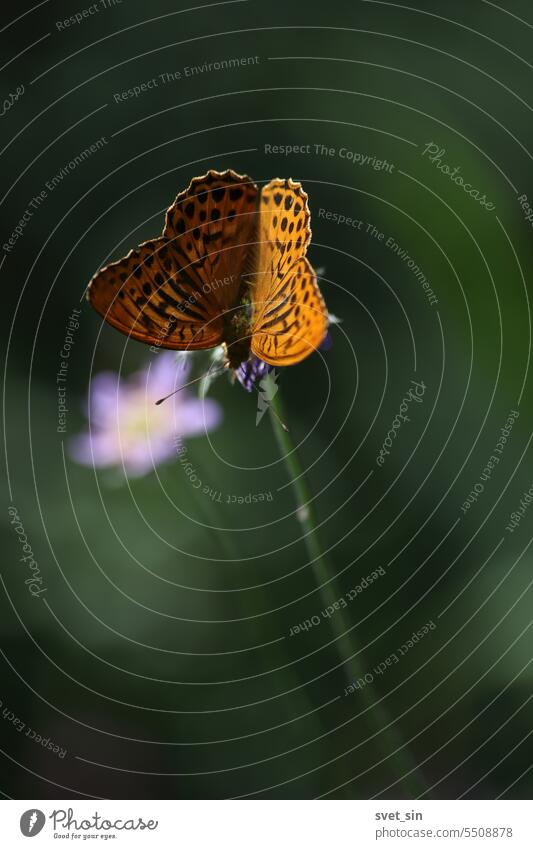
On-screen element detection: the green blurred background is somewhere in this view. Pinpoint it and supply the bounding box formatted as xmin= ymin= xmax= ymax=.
xmin=2 ymin=0 xmax=533 ymax=799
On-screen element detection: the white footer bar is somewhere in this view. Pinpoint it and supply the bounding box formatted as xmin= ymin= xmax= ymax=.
xmin=1 ymin=800 xmax=531 ymax=847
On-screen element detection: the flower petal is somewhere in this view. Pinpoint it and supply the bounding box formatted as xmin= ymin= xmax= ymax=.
xmin=235 ymin=356 xmax=272 ymax=393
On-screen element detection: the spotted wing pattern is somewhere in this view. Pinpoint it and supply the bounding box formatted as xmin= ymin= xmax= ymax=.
xmin=164 ymin=169 xmax=258 ymax=312
xmin=88 ymin=238 xmax=224 ymax=349
xmin=88 ymin=169 xmax=258 ymax=349
xmin=250 ymin=179 xmax=327 ymax=365
xmin=251 ymin=257 xmax=328 ymax=365
xmin=252 ymin=178 xmax=311 ymax=300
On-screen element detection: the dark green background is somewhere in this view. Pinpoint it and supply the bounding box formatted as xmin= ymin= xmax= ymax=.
xmin=2 ymin=0 xmax=533 ymax=799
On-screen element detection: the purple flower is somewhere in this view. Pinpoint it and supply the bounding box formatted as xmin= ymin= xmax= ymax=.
xmin=69 ymin=352 xmax=222 ymax=477
xmin=235 ymin=356 xmax=272 ymax=393
xmin=319 ymin=330 xmax=333 ymax=351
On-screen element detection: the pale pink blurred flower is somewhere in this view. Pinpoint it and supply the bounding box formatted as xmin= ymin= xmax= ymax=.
xmin=69 ymin=352 xmax=221 ymax=477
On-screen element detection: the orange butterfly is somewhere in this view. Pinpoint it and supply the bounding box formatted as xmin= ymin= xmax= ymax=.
xmin=87 ymin=170 xmax=328 ymax=370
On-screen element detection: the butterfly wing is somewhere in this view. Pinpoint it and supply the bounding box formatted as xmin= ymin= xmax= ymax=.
xmin=251 ymin=256 xmax=328 ymax=365
xmin=88 ymin=169 xmax=258 ymax=349
xmin=164 ymin=169 xmax=258 ymax=312
xmin=253 ymin=177 xmax=311 ymax=297
xmin=88 ymin=238 xmax=224 ymax=349
xmin=250 ymin=178 xmax=327 ymax=365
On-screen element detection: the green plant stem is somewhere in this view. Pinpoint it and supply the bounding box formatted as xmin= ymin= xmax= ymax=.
xmin=270 ymin=391 xmax=428 ymax=798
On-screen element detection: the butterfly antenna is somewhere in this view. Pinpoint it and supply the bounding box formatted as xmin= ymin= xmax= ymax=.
xmin=155 ymin=367 xmax=226 ymax=405
xmin=268 ymin=402 xmax=289 ymax=432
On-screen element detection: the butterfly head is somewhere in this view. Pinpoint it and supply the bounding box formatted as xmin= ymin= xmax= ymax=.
xmin=224 ymin=337 xmax=252 ymax=370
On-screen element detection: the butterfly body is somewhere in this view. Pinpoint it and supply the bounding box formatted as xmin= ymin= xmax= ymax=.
xmin=223 ymin=315 xmax=252 ymax=369
xmin=88 ymin=170 xmax=328 ymax=372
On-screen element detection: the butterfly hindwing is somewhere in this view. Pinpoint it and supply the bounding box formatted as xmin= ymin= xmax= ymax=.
xmin=251 ymin=256 xmax=328 ymax=366
xmin=88 ymin=238 xmax=224 ymax=350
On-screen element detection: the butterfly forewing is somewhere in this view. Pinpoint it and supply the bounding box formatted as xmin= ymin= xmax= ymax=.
xmin=250 ymin=178 xmax=327 ymax=365
xmin=164 ymin=169 xmax=258 ymax=312
xmin=88 ymin=169 xmax=259 ymax=350
xmin=252 ymin=177 xmax=312 ymax=308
